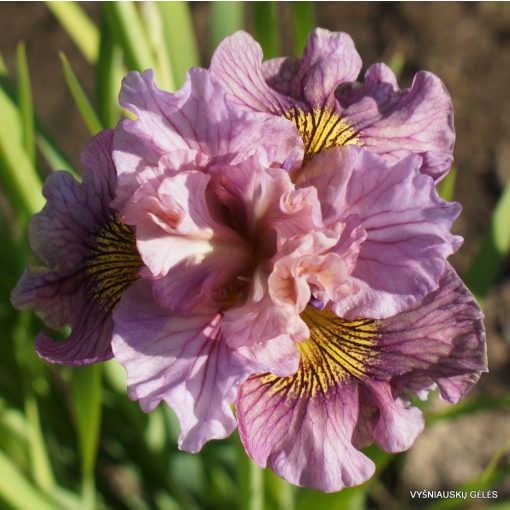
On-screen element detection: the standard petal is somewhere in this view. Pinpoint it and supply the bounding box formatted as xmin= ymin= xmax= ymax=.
xmin=237 ymin=378 xmax=375 ymax=492
xmin=299 ymin=146 xmax=462 ymax=319
xmin=114 ymin=67 xmax=303 ymax=206
xmin=292 ymin=29 xmax=362 ymax=105
xmin=338 ymin=64 xmax=455 ymax=180
xmin=210 ymin=31 xmax=295 ymax=114
xmin=262 ymin=57 xmax=300 ymax=97
xmin=112 ymin=280 xmax=252 ymax=452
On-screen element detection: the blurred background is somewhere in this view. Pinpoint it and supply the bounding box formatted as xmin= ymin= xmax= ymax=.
xmin=0 ymin=2 xmax=509 ymax=509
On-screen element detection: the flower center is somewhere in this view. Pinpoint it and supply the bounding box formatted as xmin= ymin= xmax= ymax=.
xmin=282 ymin=106 xmax=360 ymax=162
xmin=261 ymin=306 xmax=378 ymax=396
xmin=86 ymin=213 xmax=142 ymax=311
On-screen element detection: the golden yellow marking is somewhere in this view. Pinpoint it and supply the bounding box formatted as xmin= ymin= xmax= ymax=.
xmin=282 ymin=106 xmax=360 ymax=162
xmin=86 ymin=214 xmax=142 ymax=311
xmin=260 ymin=306 xmax=377 ymax=398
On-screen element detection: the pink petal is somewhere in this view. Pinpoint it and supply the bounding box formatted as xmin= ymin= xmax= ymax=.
xmin=112 ymin=280 xmax=252 ymax=452
xmin=298 ymin=146 xmax=462 ymax=319
xmin=113 ymin=68 xmax=303 ymax=207
xmin=338 ymin=63 xmax=455 ymax=181
xmin=237 ymin=378 xmax=375 ymax=492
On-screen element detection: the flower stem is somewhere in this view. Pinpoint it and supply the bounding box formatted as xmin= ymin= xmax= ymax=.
xmin=238 ymin=435 xmax=264 ymax=510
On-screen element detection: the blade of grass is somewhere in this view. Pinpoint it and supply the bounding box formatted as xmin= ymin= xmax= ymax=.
xmin=60 ymin=52 xmax=102 ymax=135
xmin=0 ymin=86 xmax=43 ymax=218
xmin=464 ymin=176 xmax=510 ymax=301
xmin=102 ymin=2 xmax=155 ymax=72
xmin=46 ymin=2 xmax=99 ymax=64
xmin=209 ymin=2 xmax=244 ymax=53
xmin=72 ymin=365 xmax=102 ymax=510
xmin=141 ymin=2 xmax=174 ymax=92
xmin=291 ymin=2 xmax=315 ymax=56
xmin=0 ymin=50 xmax=7 ymax=75
xmin=0 ymin=71 xmax=75 ymax=175
xmin=96 ymin=14 xmax=122 ymax=128
xmin=388 ymin=51 xmax=405 ymax=80
xmin=158 ymin=2 xmax=200 ymax=89
xmin=16 ymin=42 xmax=35 ymax=165
xmin=252 ymin=3 xmax=279 ymax=59
xmin=0 ymin=450 xmax=62 ymax=510
xmin=13 ymin=312 xmax=55 ymax=492
xmin=426 ymin=394 xmax=510 ymax=425
xmin=437 ymin=165 xmax=458 ymax=201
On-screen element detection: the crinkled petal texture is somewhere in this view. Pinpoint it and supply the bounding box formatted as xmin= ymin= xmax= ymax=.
xmin=112 ymin=280 xmax=253 ymax=453
xmin=210 ymin=29 xmax=454 ymax=180
xmin=236 ymin=266 xmax=486 ymax=492
xmin=297 ymin=146 xmax=462 ymax=319
xmin=124 ymin=154 xmax=337 ymax=375
xmin=10 ymin=130 xmax=121 ymax=365
xmin=113 ymin=67 xmax=304 ymax=209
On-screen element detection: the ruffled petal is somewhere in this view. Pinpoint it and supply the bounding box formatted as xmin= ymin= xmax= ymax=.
xmin=127 ymin=170 xmax=250 ymax=313
xmin=114 ymin=68 xmax=303 ymax=207
xmin=11 ymin=268 xmax=83 ymax=330
xmin=298 ymin=146 xmax=462 ymax=319
xmin=292 ymin=29 xmax=362 ymax=105
xmin=374 ymin=265 xmax=487 ymax=404
xmin=338 ymin=63 xmax=455 ymax=180
xmin=221 ymin=269 xmax=304 ymax=376
xmin=237 ymin=378 xmax=375 ymax=492
xmin=35 ymin=299 xmax=113 ymax=365
xmin=112 ymin=280 xmax=253 ymax=452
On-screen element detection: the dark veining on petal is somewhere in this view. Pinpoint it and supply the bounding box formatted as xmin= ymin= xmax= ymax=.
xmin=260 ymin=306 xmax=378 ymax=397
xmin=86 ymin=213 xmax=142 ymax=311
xmin=282 ymin=106 xmax=361 ymax=163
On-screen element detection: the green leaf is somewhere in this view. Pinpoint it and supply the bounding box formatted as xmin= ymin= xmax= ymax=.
xmin=252 ymin=3 xmax=279 ymax=59
xmin=437 ymin=165 xmax=457 ymax=201
xmin=71 ymin=365 xmax=103 ymax=509
xmin=102 ymin=2 xmax=155 ymax=72
xmin=291 ymin=2 xmax=315 ymax=56
xmin=0 ymin=449 xmax=62 ymax=510
xmin=16 ymin=42 xmax=35 ymax=165
xmin=464 ymin=175 xmax=510 ymax=301
xmin=158 ymin=2 xmax=200 ymax=89
xmin=209 ymin=2 xmax=244 ymax=53
xmin=46 ymin=1 xmax=99 ymax=64
xmin=60 ymin=52 xmax=103 ymax=135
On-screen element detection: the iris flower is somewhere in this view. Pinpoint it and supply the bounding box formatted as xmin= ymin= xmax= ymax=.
xmin=11 ymin=130 xmax=142 ymax=364
xmin=110 ymin=61 xmax=486 ymax=490
xmin=12 ymin=29 xmax=487 ymax=494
